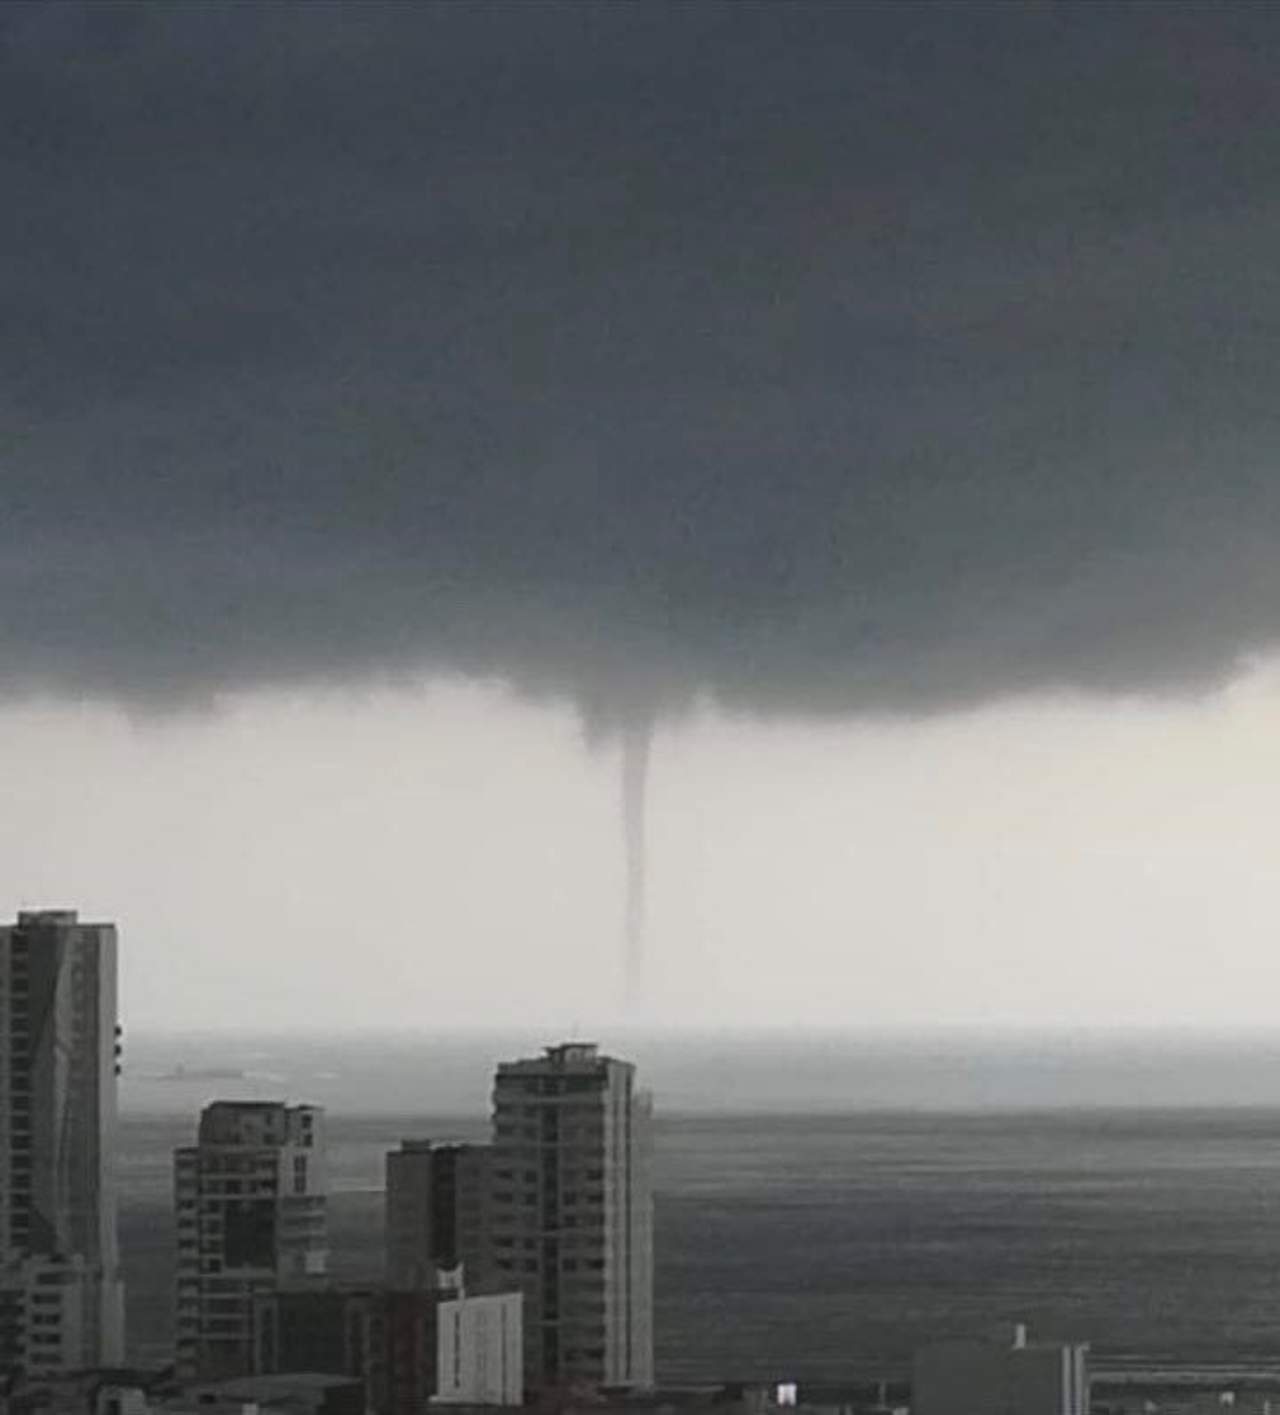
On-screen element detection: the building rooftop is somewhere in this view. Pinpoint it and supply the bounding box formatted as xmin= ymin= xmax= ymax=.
xmin=202 ymin=1100 xmax=294 ymax=1112
xmin=546 ymin=1043 xmax=599 ymax=1062
xmin=497 ymin=1042 xmax=625 ymax=1076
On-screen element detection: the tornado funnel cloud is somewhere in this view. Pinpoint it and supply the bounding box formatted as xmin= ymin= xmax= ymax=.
xmin=620 ymin=716 xmax=654 ymax=1006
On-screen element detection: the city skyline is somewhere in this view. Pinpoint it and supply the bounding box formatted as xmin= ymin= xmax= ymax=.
xmin=8 ymin=3 xmax=1280 ymax=1407
xmin=0 ymin=915 xmax=1267 ymax=1400
xmin=170 ymin=1034 xmax=651 ymax=1400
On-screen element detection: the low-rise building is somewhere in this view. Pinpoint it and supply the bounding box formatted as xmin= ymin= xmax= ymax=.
xmin=434 ymin=1291 xmax=523 ymax=1407
xmin=176 ymin=1373 xmax=364 ymax=1415
xmin=912 ymin=1324 xmax=1088 ymax=1415
xmin=252 ymin=1283 xmax=443 ymax=1415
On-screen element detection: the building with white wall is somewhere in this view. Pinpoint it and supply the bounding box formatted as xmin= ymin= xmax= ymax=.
xmin=434 ymin=1291 xmax=523 ymax=1406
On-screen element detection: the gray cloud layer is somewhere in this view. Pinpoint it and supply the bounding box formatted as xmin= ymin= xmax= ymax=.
xmin=5 ymin=1 xmax=1280 ymax=719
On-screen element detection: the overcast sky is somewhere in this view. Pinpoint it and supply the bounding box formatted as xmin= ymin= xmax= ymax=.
xmin=5 ymin=2 xmax=1280 ymax=1030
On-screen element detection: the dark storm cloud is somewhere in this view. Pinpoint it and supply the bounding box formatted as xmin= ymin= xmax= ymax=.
xmin=5 ymin=0 xmax=1280 ymax=719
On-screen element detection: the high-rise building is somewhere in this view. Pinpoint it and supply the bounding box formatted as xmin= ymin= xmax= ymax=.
xmin=487 ymin=1043 xmax=652 ymax=1394
xmin=0 ymin=909 xmax=124 ymax=1373
xmin=385 ymin=1141 xmax=491 ymax=1290
xmin=912 ymin=1325 xmax=1089 ymax=1415
xmin=174 ymin=1102 xmax=328 ymax=1381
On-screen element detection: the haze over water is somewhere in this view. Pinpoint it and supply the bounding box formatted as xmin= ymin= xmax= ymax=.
xmin=122 ymin=1029 xmax=1280 ymax=1115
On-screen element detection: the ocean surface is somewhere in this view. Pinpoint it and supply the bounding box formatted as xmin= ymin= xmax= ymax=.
xmin=119 ymin=1032 xmax=1280 ymax=1381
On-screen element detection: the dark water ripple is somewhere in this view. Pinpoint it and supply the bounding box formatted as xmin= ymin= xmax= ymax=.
xmin=120 ymin=1110 xmax=1280 ymax=1379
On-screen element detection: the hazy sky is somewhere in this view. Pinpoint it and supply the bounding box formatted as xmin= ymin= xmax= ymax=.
xmin=5 ymin=3 xmax=1280 ymax=1029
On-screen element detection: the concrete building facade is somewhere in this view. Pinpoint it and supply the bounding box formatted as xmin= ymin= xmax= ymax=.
xmin=252 ymin=1282 xmax=445 ymax=1415
xmin=385 ymin=1141 xmax=492 ymax=1291
xmin=487 ymin=1043 xmax=652 ymax=1394
xmin=174 ymin=1102 xmax=328 ymax=1381
xmin=0 ymin=909 xmax=124 ymax=1372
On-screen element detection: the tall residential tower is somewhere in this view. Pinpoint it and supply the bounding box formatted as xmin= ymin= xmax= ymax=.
xmin=0 ymin=909 xmax=124 ymax=1374
xmin=487 ymin=1043 xmax=652 ymax=1394
xmin=174 ymin=1101 xmax=328 ymax=1380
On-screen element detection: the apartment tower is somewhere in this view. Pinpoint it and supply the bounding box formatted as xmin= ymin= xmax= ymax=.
xmin=0 ymin=909 xmax=124 ymax=1374
xmin=385 ymin=1140 xmax=491 ymax=1290
xmin=174 ymin=1101 xmax=328 ymax=1380
xmin=487 ymin=1043 xmax=652 ymax=1393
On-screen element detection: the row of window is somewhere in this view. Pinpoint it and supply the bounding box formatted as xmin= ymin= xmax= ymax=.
xmin=492 ymin=1189 xmax=605 ymax=1205
xmin=498 ymin=1075 xmax=603 ymax=1095
xmin=494 ymin=1257 xmax=607 ymax=1273
xmin=493 ymin=1167 xmax=605 ymax=1182
xmin=192 ymin=1155 xmax=289 ymax=1174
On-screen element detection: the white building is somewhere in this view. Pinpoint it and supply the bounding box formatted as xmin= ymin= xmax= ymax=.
xmin=0 ymin=909 xmax=124 ymax=1371
xmin=487 ymin=1042 xmax=653 ymax=1393
xmin=174 ymin=1101 xmax=328 ymax=1381
xmin=434 ymin=1291 xmax=523 ymax=1406
xmin=912 ymin=1324 xmax=1089 ymax=1415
